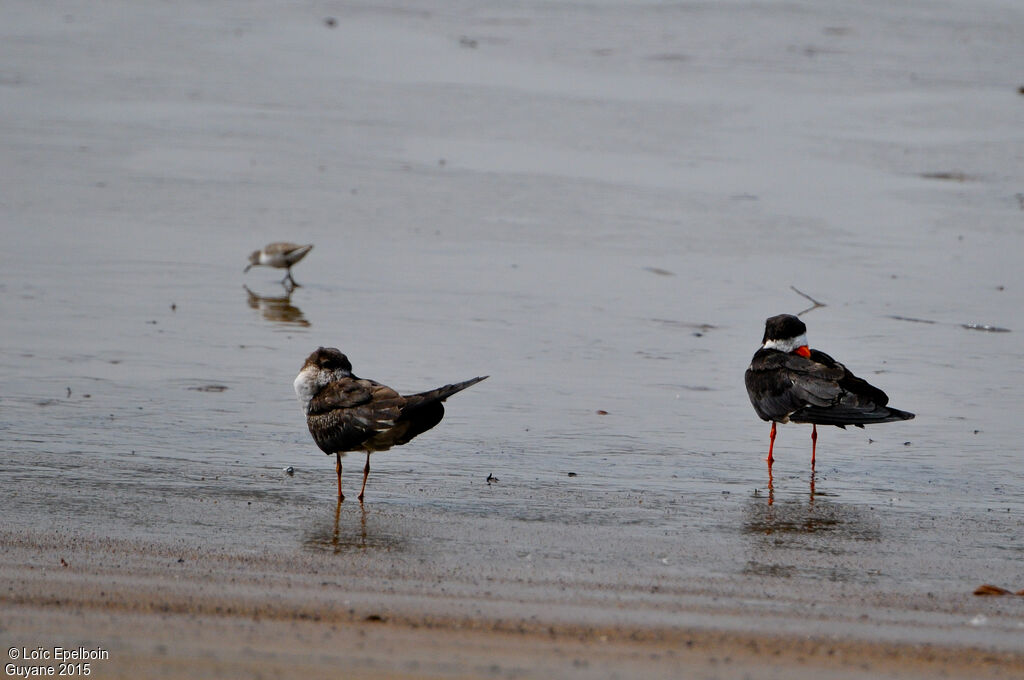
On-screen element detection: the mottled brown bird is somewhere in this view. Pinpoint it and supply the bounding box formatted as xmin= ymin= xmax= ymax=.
xmin=293 ymin=347 xmax=487 ymax=502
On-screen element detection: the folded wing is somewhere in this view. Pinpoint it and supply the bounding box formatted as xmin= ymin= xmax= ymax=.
xmin=306 ymin=375 xmax=488 ymax=454
xmin=746 ymin=350 xmax=910 ymax=426
xmin=306 ymin=378 xmax=404 ymax=453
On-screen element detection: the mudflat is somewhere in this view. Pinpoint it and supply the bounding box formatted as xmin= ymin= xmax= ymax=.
xmin=3 ymin=0 xmax=1023 ymax=677
xmin=3 ymin=525 xmax=1023 ymax=680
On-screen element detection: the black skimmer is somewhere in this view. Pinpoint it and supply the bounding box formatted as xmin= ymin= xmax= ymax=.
xmin=744 ymin=314 xmax=914 ymax=468
xmin=244 ymin=242 xmax=313 ymax=287
xmin=293 ymin=347 xmax=487 ymax=502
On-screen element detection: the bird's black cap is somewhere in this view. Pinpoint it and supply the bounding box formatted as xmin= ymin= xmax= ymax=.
xmin=762 ymin=314 xmax=807 ymax=343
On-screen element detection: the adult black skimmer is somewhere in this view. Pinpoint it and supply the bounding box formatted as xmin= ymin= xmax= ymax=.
xmin=293 ymin=347 xmax=487 ymax=502
xmin=744 ymin=314 xmax=914 ymax=468
xmin=244 ymin=242 xmax=313 ymax=286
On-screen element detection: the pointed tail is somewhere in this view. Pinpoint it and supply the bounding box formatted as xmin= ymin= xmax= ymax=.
xmin=406 ymin=376 xmax=488 ymax=405
xmin=882 ymin=407 xmax=915 ymax=421
xmin=794 ymin=404 xmax=915 ymax=426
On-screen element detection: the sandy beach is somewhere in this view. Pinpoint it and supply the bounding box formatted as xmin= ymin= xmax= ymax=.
xmin=3 ymin=0 xmax=1023 ymax=677
xmin=4 ymin=527 xmax=1023 ymax=679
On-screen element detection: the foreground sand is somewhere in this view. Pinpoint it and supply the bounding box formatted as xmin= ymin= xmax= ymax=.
xmin=3 ymin=530 xmax=1022 ymax=680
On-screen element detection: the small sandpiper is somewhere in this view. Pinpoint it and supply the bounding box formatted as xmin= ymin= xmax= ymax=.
xmin=244 ymin=242 xmax=313 ymax=287
xmin=293 ymin=347 xmax=487 ymax=502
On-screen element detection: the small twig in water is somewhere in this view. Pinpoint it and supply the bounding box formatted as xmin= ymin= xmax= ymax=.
xmin=790 ymin=286 xmax=826 ymax=316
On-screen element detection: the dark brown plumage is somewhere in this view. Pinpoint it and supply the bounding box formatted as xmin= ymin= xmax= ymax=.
xmin=294 ymin=347 xmax=487 ymax=501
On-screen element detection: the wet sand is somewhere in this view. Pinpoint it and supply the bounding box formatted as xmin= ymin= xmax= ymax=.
xmin=4 ymin=527 xmax=1023 ymax=679
xmin=3 ymin=0 xmax=1024 ymax=677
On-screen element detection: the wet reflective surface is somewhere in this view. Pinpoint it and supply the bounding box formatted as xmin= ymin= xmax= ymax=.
xmin=303 ymin=503 xmax=408 ymax=555
xmin=244 ymin=285 xmax=310 ymax=327
xmin=2 ymin=0 xmax=1023 ymax=648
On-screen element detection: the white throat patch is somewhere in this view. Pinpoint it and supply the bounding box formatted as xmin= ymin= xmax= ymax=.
xmin=762 ymin=333 xmax=808 ymax=354
xmin=293 ymin=367 xmax=322 ymax=414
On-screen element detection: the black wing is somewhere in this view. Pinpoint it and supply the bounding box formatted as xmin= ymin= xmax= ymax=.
xmin=746 ymin=349 xmax=909 ymax=426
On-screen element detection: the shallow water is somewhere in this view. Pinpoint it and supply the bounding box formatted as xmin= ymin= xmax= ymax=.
xmin=3 ymin=0 xmax=1024 ymax=642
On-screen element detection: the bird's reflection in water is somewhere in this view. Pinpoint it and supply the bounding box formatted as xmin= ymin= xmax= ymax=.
xmin=745 ymin=470 xmax=879 ymax=540
xmin=763 ymin=464 xmax=817 ymax=507
xmin=742 ymin=473 xmax=883 ymax=584
xmin=303 ymin=501 xmax=406 ymax=554
xmin=244 ymin=285 xmax=310 ymax=327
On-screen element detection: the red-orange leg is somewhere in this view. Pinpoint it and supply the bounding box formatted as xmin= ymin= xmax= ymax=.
xmin=335 ymin=453 xmax=345 ymax=502
xmin=811 ymin=424 xmax=818 ymax=468
xmin=358 ymin=453 xmax=371 ymax=503
xmin=767 ymin=421 xmax=777 ymax=466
